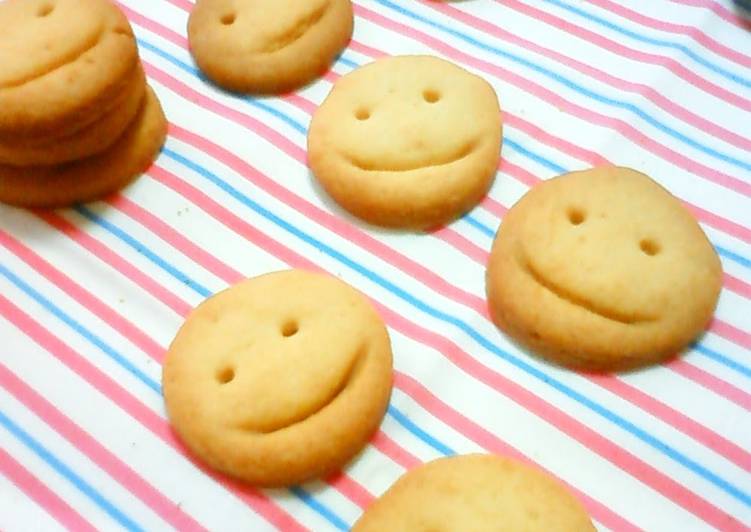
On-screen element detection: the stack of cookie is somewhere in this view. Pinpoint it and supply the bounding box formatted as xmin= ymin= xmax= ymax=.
xmin=0 ymin=0 xmax=167 ymax=208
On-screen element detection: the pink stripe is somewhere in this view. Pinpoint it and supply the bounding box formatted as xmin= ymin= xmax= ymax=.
xmin=145 ymin=167 xmax=651 ymax=522
xmin=0 ymin=295 xmax=307 ymax=532
xmin=430 ymin=226 xmax=490 ymax=264
xmin=160 ymin=124 xmax=750 ymax=472
xmin=591 ymin=0 xmax=751 ymax=68
xmin=355 ymin=3 xmax=751 ymax=197
xmin=724 ymin=274 xmax=751 ymax=300
xmin=0 ymin=363 xmax=207 ymax=532
xmin=130 ymin=2 xmax=751 ymax=247
xmin=371 ymin=430 xmax=421 ymax=470
xmin=491 ymin=0 xmax=751 ymax=113
xmin=326 ymin=473 xmax=375 ymax=508
xmin=430 ymin=1 xmax=751 ymax=154
xmin=668 ymin=359 xmax=751 ymax=411
xmin=587 ymin=372 xmax=751 ymax=473
xmin=34 ymin=211 xmax=192 ymax=317
xmin=108 ymin=195 xmax=245 ymax=286
xmin=0 ymin=447 xmax=97 ymax=532
xmin=393 ymin=372 xmax=640 ymax=532
xmin=670 ymin=0 xmax=751 ymax=32
xmin=710 ymin=318 xmax=751 ymax=350
xmin=0 ymin=230 xmax=165 ymax=362
xmin=140 ymin=165 xmax=644 ymax=530
xmin=375 ymin=303 xmax=739 ymax=529
xmin=158 ymin=61 xmax=751 ymax=456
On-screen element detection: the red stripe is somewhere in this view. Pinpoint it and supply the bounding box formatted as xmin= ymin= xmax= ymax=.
xmin=140 ymin=163 xmax=725 ymax=529
xmin=326 ymin=474 xmax=375 ymax=509
xmin=0 ymin=230 xmax=165 ymax=362
xmin=34 ymin=211 xmax=191 ymax=317
xmin=0 ymin=447 xmax=96 ymax=532
xmin=588 ymin=0 xmax=751 ymax=68
xmin=428 ymin=0 xmax=751 ymax=154
xmin=668 ymin=359 xmax=751 ymax=412
xmin=354 ymin=3 xmax=751 ymax=197
xmin=161 ymin=125 xmax=751 ymax=460
xmin=0 ymin=296 xmax=306 ymax=532
xmin=0 ymin=363 xmax=207 ymax=532
xmin=724 ymin=274 xmax=751 ymax=301
xmin=126 ymin=2 xmax=751 ymax=248
xmin=393 ymin=372 xmax=641 ymax=532
xmin=492 ymin=0 xmax=751 ymax=113
xmin=370 ymin=430 xmax=421 ymax=470
xmin=126 ymin=170 xmax=639 ymax=530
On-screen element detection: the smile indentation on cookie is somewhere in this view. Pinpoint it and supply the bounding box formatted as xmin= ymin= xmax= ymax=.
xmin=344 ymin=141 xmax=477 ymax=173
xmin=234 ymin=346 xmax=365 ymax=434
xmin=233 ymin=2 xmax=330 ymax=54
xmin=522 ymin=255 xmax=655 ymax=325
xmin=1 ymin=26 xmax=112 ymax=88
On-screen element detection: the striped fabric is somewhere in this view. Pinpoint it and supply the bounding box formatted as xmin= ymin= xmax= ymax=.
xmin=1 ymin=1 xmax=750 ymax=530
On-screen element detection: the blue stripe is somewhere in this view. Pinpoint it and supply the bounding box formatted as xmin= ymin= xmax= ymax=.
xmin=388 ymin=406 xmax=456 ymax=456
xmin=717 ymin=246 xmax=751 ymax=269
xmin=462 ymin=214 xmax=496 ymax=238
xmin=0 ymin=409 xmax=142 ymax=531
xmin=543 ymin=0 xmax=751 ymax=89
xmin=692 ymin=343 xmax=751 ymax=380
xmin=137 ymin=40 xmax=309 ymax=137
xmin=1 ymin=262 xmax=347 ymax=530
xmin=138 ymin=34 xmax=751 ymax=272
xmin=74 ymin=206 xmax=212 ymax=298
xmin=147 ymin=147 xmax=750 ymax=506
xmin=289 ymin=487 xmax=348 ymax=531
xmin=504 ymin=138 xmax=566 ymax=174
xmin=0 ymin=264 xmax=161 ymax=395
xmin=375 ymin=0 xmax=751 ymax=173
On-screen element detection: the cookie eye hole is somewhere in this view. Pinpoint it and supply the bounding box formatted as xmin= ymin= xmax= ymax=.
xmin=639 ymin=239 xmax=660 ymax=256
xmin=355 ymin=108 xmax=370 ymax=121
xmin=220 ymin=12 xmax=236 ymax=25
xmin=423 ymin=89 xmax=441 ymax=103
xmin=281 ymin=320 xmax=299 ymax=338
xmin=37 ymin=3 xmax=54 ymax=17
xmin=567 ymin=207 xmax=586 ymax=225
xmin=216 ymin=366 xmax=235 ymax=384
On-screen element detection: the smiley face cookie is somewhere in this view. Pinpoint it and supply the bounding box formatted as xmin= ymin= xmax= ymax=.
xmin=486 ymin=166 xmax=722 ymax=372
xmin=0 ymin=87 xmax=167 ymax=208
xmin=162 ymin=269 xmax=393 ymax=487
xmin=353 ymin=454 xmax=595 ymax=531
xmin=188 ymin=0 xmax=353 ymax=93
xmin=308 ymin=55 xmax=502 ymax=229
xmin=0 ymin=0 xmax=139 ymax=139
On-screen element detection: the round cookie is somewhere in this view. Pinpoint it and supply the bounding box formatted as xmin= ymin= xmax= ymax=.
xmin=353 ymin=454 xmax=595 ymax=531
xmin=188 ymin=0 xmax=353 ymax=93
xmin=486 ymin=166 xmax=722 ymax=372
xmin=0 ymin=64 xmax=146 ymax=166
xmin=0 ymin=0 xmax=139 ymax=138
xmin=0 ymin=87 xmax=166 ymax=208
xmin=308 ymin=55 xmax=502 ymax=229
xmin=162 ymin=269 xmax=393 ymax=487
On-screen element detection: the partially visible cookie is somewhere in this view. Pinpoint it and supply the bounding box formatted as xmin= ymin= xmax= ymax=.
xmin=0 ymin=64 xmax=146 ymax=166
xmin=308 ymin=55 xmax=502 ymax=229
xmin=188 ymin=0 xmax=353 ymax=93
xmin=486 ymin=166 xmax=722 ymax=372
xmin=353 ymin=454 xmax=595 ymax=531
xmin=0 ymin=87 xmax=166 ymax=208
xmin=162 ymin=269 xmax=393 ymax=487
xmin=0 ymin=0 xmax=139 ymax=138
